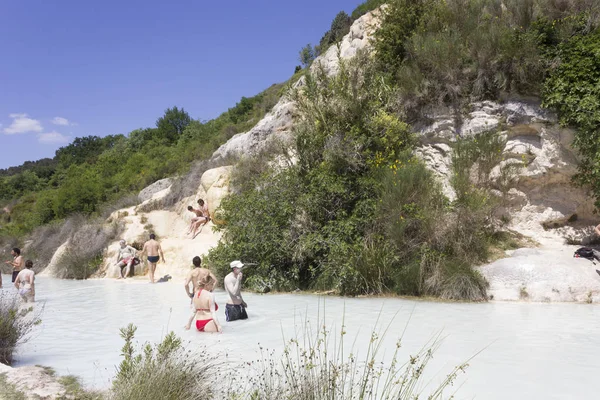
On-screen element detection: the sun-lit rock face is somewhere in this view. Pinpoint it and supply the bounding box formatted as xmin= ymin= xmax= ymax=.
xmin=0 ymin=364 xmax=68 ymax=399
xmin=415 ymin=100 xmax=595 ymax=233
xmin=194 ymin=165 xmax=234 ymax=217
xmin=211 ymin=9 xmax=383 ymax=163
xmin=138 ymin=177 xmax=173 ymax=202
xmin=415 ymin=100 xmax=598 ymax=301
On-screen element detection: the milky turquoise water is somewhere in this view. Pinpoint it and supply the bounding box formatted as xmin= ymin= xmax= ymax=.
xmin=2 ymin=274 xmax=599 ymax=399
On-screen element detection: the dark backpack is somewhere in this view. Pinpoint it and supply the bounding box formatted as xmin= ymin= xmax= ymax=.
xmin=574 ymin=247 xmax=595 ymax=260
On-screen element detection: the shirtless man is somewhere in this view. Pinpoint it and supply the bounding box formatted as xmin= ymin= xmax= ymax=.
xmin=224 ymin=260 xmax=248 ymax=322
xmin=186 ymin=206 xmax=207 ymax=238
xmin=5 ymin=247 xmax=24 ymax=284
xmin=141 ymin=233 xmax=165 ymax=283
xmin=115 ymin=240 xmax=137 ymax=279
xmin=197 ymin=199 xmax=210 ymax=224
xmin=184 ymin=256 xmax=216 ymax=300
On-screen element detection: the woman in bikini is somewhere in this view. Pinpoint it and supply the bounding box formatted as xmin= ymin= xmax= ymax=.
xmin=185 ymin=274 xmax=222 ymax=333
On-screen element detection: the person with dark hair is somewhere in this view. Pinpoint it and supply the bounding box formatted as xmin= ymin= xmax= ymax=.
xmin=141 ymin=233 xmax=165 ymax=283
xmin=197 ymin=199 xmax=211 ymax=224
xmin=14 ymin=259 xmax=35 ymax=302
xmin=186 ymin=204 xmax=208 ymax=238
xmin=184 ymin=256 xmax=216 ymax=301
xmin=224 ymin=260 xmax=248 ymax=322
xmin=5 ymin=247 xmax=24 ymax=283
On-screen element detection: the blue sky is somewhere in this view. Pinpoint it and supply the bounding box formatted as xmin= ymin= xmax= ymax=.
xmin=0 ymin=0 xmax=364 ymax=169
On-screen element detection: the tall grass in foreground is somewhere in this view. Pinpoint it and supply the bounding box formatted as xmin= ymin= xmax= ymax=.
xmin=109 ymin=324 xmax=216 ymax=400
xmin=106 ymin=312 xmax=473 ymax=400
xmin=0 ymin=292 xmax=41 ymax=365
xmin=227 ymin=313 xmax=473 ymax=400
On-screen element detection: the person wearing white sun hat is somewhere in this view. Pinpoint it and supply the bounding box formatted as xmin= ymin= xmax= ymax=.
xmin=224 ymin=260 xmax=248 ymax=322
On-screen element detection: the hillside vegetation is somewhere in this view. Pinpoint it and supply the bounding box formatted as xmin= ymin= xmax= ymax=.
xmin=207 ymin=0 xmax=600 ymax=299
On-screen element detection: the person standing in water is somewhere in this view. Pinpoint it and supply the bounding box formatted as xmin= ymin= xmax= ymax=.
xmin=14 ymin=260 xmax=35 ymax=302
xmin=224 ymin=260 xmax=248 ymax=322
xmin=5 ymin=247 xmax=24 ymax=284
xmin=115 ymin=240 xmax=137 ymax=279
xmin=184 ymin=256 xmax=216 ymax=300
xmin=185 ymin=274 xmax=222 ymax=332
xmin=141 ymin=233 xmax=165 ymax=283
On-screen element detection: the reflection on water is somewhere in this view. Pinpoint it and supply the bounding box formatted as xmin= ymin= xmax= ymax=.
xmin=2 ymin=274 xmax=600 ymax=399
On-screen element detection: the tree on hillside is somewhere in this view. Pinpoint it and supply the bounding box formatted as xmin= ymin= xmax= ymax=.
xmin=156 ymin=106 xmax=192 ymax=144
xmin=127 ymin=128 xmax=158 ymax=150
xmin=317 ymin=11 xmax=352 ymax=53
xmin=299 ymin=44 xmax=316 ymax=67
xmin=56 ymin=135 xmax=125 ymax=167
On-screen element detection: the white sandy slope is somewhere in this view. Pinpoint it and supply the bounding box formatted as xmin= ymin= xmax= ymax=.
xmin=477 ymin=223 xmax=600 ymax=302
xmin=0 ymin=363 xmax=68 ymax=399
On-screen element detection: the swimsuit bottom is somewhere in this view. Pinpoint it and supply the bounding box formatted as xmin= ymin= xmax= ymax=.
xmin=196 ymin=319 xmax=213 ymax=331
xmin=225 ymin=304 xmax=248 ymax=322
xmin=12 ymin=271 xmax=20 ymax=283
xmin=19 ymin=288 xmax=34 ymax=301
xmin=147 ymin=256 xmax=160 ymax=263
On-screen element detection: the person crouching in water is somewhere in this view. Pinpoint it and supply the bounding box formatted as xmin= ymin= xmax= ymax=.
xmin=185 ymin=274 xmax=222 ymax=332
xmin=224 ymin=260 xmax=248 ymax=322
xmin=14 ymin=260 xmax=35 ymax=302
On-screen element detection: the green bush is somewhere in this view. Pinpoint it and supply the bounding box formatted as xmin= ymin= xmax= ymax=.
xmin=210 ymin=53 xmax=414 ymax=292
xmin=542 ymin=30 xmax=600 ymax=207
xmin=110 ymin=324 xmax=214 ymax=400
xmin=0 ymin=292 xmax=41 ymax=365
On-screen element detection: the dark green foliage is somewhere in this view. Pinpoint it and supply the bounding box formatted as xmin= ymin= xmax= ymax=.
xmin=317 ymin=11 xmax=352 ymax=54
xmin=372 ymin=0 xmax=430 ymax=75
xmin=543 ymin=30 xmax=600 ymax=206
xmin=56 ymin=135 xmax=125 ymax=168
xmin=0 ymin=158 xmax=56 ymax=179
xmin=351 ymin=0 xmax=386 ymax=20
xmin=155 ymin=106 xmax=191 ymax=144
xmin=299 ymin=44 xmax=316 ymax=67
xmin=210 ymin=53 xmax=410 ymax=291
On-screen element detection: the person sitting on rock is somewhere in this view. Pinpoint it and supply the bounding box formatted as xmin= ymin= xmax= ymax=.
xmin=186 ymin=205 xmax=208 ymax=238
xmin=115 ymin=240 xmax=137 ymax=279
xmin=197 ymin=199 xmax=211 ymax=224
